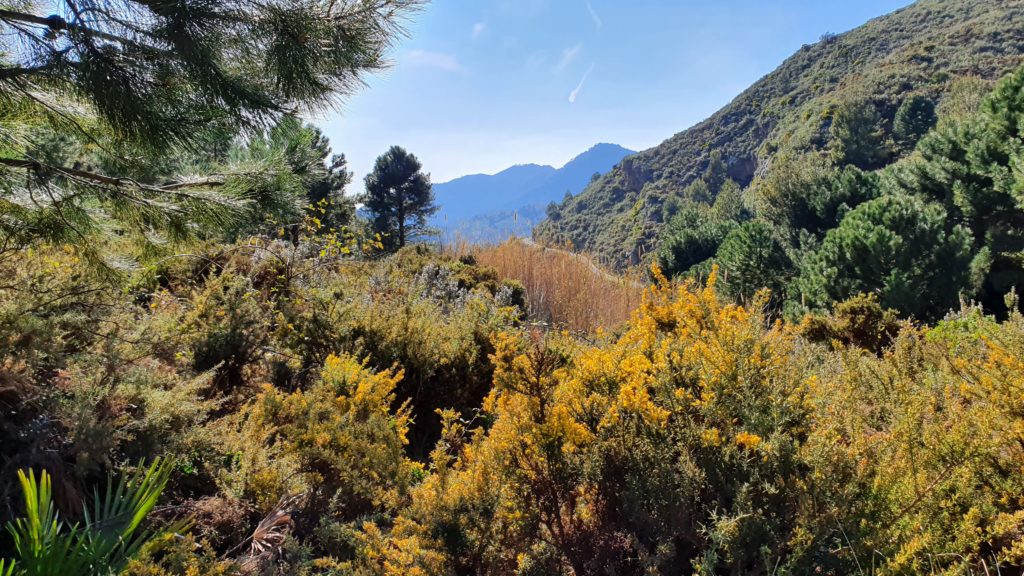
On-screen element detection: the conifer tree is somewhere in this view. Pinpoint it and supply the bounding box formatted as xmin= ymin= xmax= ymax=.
xmin=892 ymin=64 xmax=1024 ymax=315
xmin=709 ymin=179 xmax=750 ymax=223
xmin=828 ymin=98 xmax=889 ymax=169
xmin=796 ymin=194 xmax=976 ymax=320
xmin=716 ymin=220 xmax=792 ymax=306
xmin=363 ymin=146 xmax=436 ymax=251
xmin=893 ymin=94 xmax=937 ymax=150
xmin=656 ymin=207 xmax=736 ymax=278
xmin=224 ymin=117 xmax=354 ymax=240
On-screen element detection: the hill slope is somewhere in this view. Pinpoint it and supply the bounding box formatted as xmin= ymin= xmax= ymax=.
xmin=433 ymin=143 xmax=634 ymax=241
xmin=534 ymin=0 xmax=1024 ymax=267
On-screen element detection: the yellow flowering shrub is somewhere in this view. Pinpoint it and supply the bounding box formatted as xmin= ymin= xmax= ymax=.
xmin=804 ymin=309 xmax=1024 ymax=574
xmin=385 ymin=269 xmax=819 ymax=575
xmin=215 ymin=354 xmax=415 ymax=560
xmin=122 ymin=533 xmax=237 ymax=576
xmin=358 ymin=272 xmax=1024 ymax=576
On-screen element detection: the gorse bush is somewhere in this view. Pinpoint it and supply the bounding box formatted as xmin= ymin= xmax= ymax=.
xmin=798 ymin=293 xmax=902 ymax=354
xmin=394 ymin=270 xmax=815 ymax=575
xmin=215 ymin=354 xmax=414 ymax=558
xmin=347 ymin=270 xmax=1024 ymax=575
xmin=808 ymin=319 xmax=1024 ymax=574
xmin=0 ymin=238 xmax=523 ymax=568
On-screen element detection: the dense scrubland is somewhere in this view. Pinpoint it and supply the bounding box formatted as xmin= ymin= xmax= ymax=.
xmin=4 ymin=237 xmax=1024 ymax=575
xmin=2 ymin=0 xmax=1024 ymax=575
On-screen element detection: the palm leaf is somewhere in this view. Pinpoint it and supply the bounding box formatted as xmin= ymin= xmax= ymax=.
xmin=0 ymin=559 xmax=15 ymax=576
xmin=4 ymin=458 xmax=187 ymax=576
xmin=249 ymin=492 xmax=307 ymax=555
xmin=5 ymin=469 xmax=91 ymax=576
xmin=81 ymin=457 xmax=185 ymax=570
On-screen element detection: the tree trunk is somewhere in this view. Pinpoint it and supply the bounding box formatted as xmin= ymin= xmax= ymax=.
xmin=397 ymin=194 xmax=406 ymax=248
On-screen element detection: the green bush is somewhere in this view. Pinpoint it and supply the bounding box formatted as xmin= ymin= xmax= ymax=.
xmin=715 ymin=219 xmax=793 ymax=307
xmin=798 ymin=293 xmax=902 ymax=353
xmin=796 ymin=194 xmax=976 ymax=321
xmin=214 ymin=354 xmax=415 ymax=559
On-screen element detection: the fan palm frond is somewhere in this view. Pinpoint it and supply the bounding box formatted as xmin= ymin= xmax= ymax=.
xmin=6 ymin=468 xmax=91 ymax=576
xmin=81 ymin=456 xmax=188 ymax=570
xmin=4 ymin=458 xmax=186 ymax=576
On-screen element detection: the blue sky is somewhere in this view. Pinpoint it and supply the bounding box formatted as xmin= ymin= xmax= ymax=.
xmin=318 ymin=0 xmax=914 ymax=192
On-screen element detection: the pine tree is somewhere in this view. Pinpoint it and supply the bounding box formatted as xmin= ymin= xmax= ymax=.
xmin=893 ymin=94 xmax=937 ymax=150
xmin=715 ymin=220 xmax=792 ymax=307
xmin=224 ymin=117 xmax=354 ymax=239
xmin=751 ymin=153 xmax=834 ymax=242
xmin=796 ymin=194 xmax=976 ymax=321
xmin=702 ymin=149 xmax=729 ymax=197
xmin=312 ymin=153 xmax=356 ymax=231
xmin=710 ymin=179 xmax=750 ymax=222
xmin=363 ymin=146 xmax=437 ymax=251
xmin=656 ymin=207 xmax=736 ymax=278
xmin=828 ymin=98 xmax=889 ymax=169
xmin=0 ymin=0 xmax=421 ymax=261
xmin=807 ymin=165 xmax=881 ymax=233
xmin=892 ymin=64 xmax=1024 ymax=315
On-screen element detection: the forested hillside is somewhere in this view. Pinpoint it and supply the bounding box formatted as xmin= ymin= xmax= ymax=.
xmin=535 ymin=0 xmax=1024 ymax=267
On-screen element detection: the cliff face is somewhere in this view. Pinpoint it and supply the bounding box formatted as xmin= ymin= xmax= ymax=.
xmin=534 ymin=0 xmax=1024 ymax=268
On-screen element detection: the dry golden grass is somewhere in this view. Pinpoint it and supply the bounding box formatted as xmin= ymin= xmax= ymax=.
xmin=465 ymin=238 xmax=646 ymax=332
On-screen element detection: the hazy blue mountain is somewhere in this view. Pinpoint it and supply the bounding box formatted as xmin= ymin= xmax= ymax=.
xmin=433 ymin=163 xmax=555 ymax=223
xmin=433 ymin=143 xmax=634 ymax=242
xmin=516 ymin=143 xmax=637 ymax=208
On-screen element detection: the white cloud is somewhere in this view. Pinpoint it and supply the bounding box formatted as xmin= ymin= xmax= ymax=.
xmin=406 ymin=49 xmax=465 ymax=73
xmin=585 ymin=0 xmax=602 ymax=30
xmin=554 ymin=43 xmax=582 ymax=73
xmin=472 ymin=22 xmax=486 ymax=39
xmin=568 ymin=63 xmax=595 ymax=104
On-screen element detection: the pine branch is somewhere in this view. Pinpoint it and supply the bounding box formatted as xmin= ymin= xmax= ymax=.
xmin=0 ymin=8 xmax=138 ymax=46
xmin=0 ymin=64 xmax=57 ymax=81
xmin=0 ymin=157 xmax=226 ymax=195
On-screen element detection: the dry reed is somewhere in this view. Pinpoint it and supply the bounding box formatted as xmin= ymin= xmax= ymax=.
xmin=466 ymin=238 xmax=646 ymax=332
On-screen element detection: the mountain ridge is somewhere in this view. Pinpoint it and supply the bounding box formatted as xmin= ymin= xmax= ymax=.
xmin=433 ymin=143 xmax=634 ymax=241
xmin=534 ymin=0 xmax=1024 ymax=267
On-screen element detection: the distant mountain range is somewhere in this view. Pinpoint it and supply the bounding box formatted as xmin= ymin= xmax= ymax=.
xmin=432 ymin=143 xmax=634 ymax=243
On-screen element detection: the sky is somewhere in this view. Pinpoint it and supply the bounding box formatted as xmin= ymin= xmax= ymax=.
xmin=316 ymin=0 xmax=914 ymax=192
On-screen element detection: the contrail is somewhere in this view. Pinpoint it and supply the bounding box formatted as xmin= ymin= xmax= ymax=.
xmin=569 ymin=63 xmax=596 ymax=103
xmin=585 ymin=0 xmax=602 ymax=30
